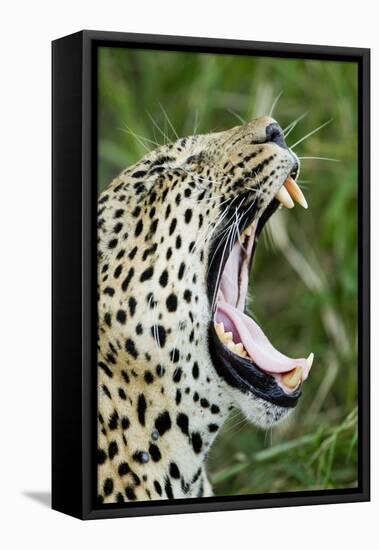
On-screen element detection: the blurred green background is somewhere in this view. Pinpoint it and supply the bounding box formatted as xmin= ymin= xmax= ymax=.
xmin=98 ymin=47 xmax=358 ymax=495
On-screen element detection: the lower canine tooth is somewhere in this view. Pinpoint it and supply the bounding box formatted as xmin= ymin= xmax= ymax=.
xmin=282 ymin=367 xmax=302 ymax=389
xmin=275 ymin=185 xmax=295 ymax=209
xmin=224 ymin=331 xmax=233 ymax=342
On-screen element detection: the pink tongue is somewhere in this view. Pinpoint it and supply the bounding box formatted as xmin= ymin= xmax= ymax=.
xmin=216 ymin=301 xmax=311 ymax=377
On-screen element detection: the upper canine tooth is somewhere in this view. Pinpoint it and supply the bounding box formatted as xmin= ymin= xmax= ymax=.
xmin=282 ymin=366 xmax=302 ymax=389
xmin=306 ymin=352 xmax=314 ymax=368
xmin=275 ymin=185 xmax=295 ymax=209
xmin=284 ymin=176 xmax=308 ymax=209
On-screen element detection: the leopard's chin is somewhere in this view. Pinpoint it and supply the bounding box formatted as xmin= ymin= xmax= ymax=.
xmin=207 ymin=168 xmax=314 ymax=413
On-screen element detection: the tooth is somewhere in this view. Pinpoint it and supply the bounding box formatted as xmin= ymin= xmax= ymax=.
xmin=275 ymin=185 xmax=294 ymax=209
xmin=306 ymin=352 xmax=314 ymax=368
xmin=215 ymin=322 xmax=225 ymax=337
xmin=227 ymin=342 xmax=236 ymax=352
xmin=282 ymin=366 xmax=302 ymax=389
xmin=224 ymin=331 xmax=233 ymax=342
xmin=234 ymin=343 xmax=247 ymax=357
xmin=284 ymin=176 xmax=308 ymax=209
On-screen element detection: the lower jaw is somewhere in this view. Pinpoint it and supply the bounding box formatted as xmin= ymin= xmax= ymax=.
xmin=208 ymin=323 xmax=302 ymax=409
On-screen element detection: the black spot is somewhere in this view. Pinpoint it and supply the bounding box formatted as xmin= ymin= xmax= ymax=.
xmin=98 ymin=361 xmax=113 ymax=378
xmin=140 ymin=266 xmax=154 ymax=282
xmin=211 ymin=404 xmax=220 ymax=414
xmin=142 ymin=243 xmax=157 ymax=261
xmin=175 ymin=389 xmax=182 ymax=405
xmin=166 ymin=293 xmax=178 ymax=312
xmin=116 ymin=492 xmax=124 ymax=503
xmin=104 ymin=287 xmax=115 ymax=297
xmin=193 ymin=392 xmax=199 ymax=402
xmin=125 ymin=338 xmax=138 ymax=359
xmin=108 ymin=238 xmax=118 ymax=249
xmin=197 ymin=478 xmax=204 ymax=497
xmin=128 ymin=297 xmax=137 ymax=316
xmin=173 ymin=368 xmax=182 ymax=383
xmin=128 ymin=246 xmax=138 ymax=260
xmin=176 ymin=413 xmax=189 ymax=436
xmin=154 ymin=480 xmax=162 ymax=496
xmin=102 ymin=384 xmax=111 ymax=399
xmin=136 ymin=323 xmax=143 ymax=335
xmin=200 ymin=398 xmax=209 ymax=408
xmin=159 ymin=270 xmax=168 ymax=287
xmin=125 ymin=486 xmax=137 ymax=501
xmin=97 ymin=449 xmax=106 ymax=465
xmin=108 ymin=441 xmax=118 ymax=459
xmin=144 ymin=371 xmax=154 ymax=384
xmin=118 ymin=462 xmax=130 ymax=476
xmin=149 ymin=443 xmax=162 ymax=462
xmin=156 ymin=364 xmax=165 ymax=377
xmin=155 ymin=411 xmax=172 ymax=436
xmin=113 ymin=265 xmax=122 ymax=279
xmin=175 ymin=235 xmax=182 ymax=249
xmin=166 ymin=247 xmax=173 ymax=260
xmin=192 ymin=468 xmax=202 ymax=484
xmin=169 ymin=218 xmax=177 ymax=235
xmin=135 ymin=219 xmax=143 ymax=237
xmin=116 ymin=309 xmax=126 ymax=324
xmin=169 ymin=462 xmax=180 ymax=479
xmin=170 ymin=348 xmax=180 ymax=363
xmin=121 ymin=370 xmax=130 ymax=384
xmin=178 ymin=262 xmax=185 ymax=279
xmin=132 ymin=170 xmax=147 ymax=179
xmin=108 ymin=411 xmax=119 ymax=430
xmin=121 ymin=267 xmax=134 ymax=292
xmin=103 ymin=478 xmax=114 ymax=496
xmin=137 ymin=394 xmax=147 ymax=426
xmin=184 ymin=289 xmax=192 ymax=303
xmin=164 ymin=477 xmax=174 ymax=499
xmin=121 ymin=416 xmax=130 ymax=430
xmin=118 ymin=387 xmax=127 ymax=400
xmin=113 ymin=222 xmax=123 ymax=234
xmin=191 ymin=432 xmax=203 ymax=454
xmin=192 ymin=362 xmax=199 ymax=379
xmin=208 ymin=423 xmax=219 ymax=433
xmin=104 ymin=312 xmax=112 ymax=327
xmin=184 ymin=209 xmax=192 ymax=223
xmin=150 ymin=325 xmax=166 ymax=347
xmin=115 ymin=208 xmax=124 ymax=218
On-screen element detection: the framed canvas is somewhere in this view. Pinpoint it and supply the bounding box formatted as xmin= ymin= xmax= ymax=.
xmin=52 ymin=30 xmax=370 ymax=520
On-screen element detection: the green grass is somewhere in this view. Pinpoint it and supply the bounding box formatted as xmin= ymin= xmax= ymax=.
xmin=98 ymin=47 xmax=358 ymax=494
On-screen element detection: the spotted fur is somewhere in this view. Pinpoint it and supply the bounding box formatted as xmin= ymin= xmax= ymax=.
xmin=97 ymin=116 xmax=298 ymax=503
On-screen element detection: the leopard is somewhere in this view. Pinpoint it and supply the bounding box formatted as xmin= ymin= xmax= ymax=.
xmin=97 ymin=115 xmax=314 ymax=504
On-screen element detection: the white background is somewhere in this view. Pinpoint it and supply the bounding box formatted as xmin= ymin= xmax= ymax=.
xmin=0 ymin=1 xmax=377 ymax=548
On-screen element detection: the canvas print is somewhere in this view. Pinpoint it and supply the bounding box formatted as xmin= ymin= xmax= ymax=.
xmin=96 ymin=47 xmax=358 ymax=504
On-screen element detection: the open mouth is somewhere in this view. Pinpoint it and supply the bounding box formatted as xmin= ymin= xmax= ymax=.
xmin=208 ymin=172 xmax=314 ymax=408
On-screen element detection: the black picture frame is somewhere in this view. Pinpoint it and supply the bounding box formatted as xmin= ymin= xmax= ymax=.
xmin=52 ymin=30 xmax=370 ymax=520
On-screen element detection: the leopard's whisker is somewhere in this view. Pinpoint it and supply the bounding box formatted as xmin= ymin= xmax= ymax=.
xmin=120 ymin=123 xmax=160 ymax=147
xmin=227 ymin=109 xmax=246 ymax=125
xmin=268 ymin=90 xmax=283 ymax=117
xmin=158 ymin=101 xmax=179 ymax=140
xmin=290 ymin=118 xmax=333 ymax=149
xmin=193 ymin=109 xmax=199 ymax=135
xmin=283 ymin=112 xmax=308 ymax=138
xmin=147 ymin=111 xmax=171 ymax=144
xmin=298 ymin=156 xmax=340 ymax=162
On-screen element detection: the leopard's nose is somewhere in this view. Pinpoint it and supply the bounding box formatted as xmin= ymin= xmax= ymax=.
xmin=265 ymin=122 xmax=286 ymax=148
